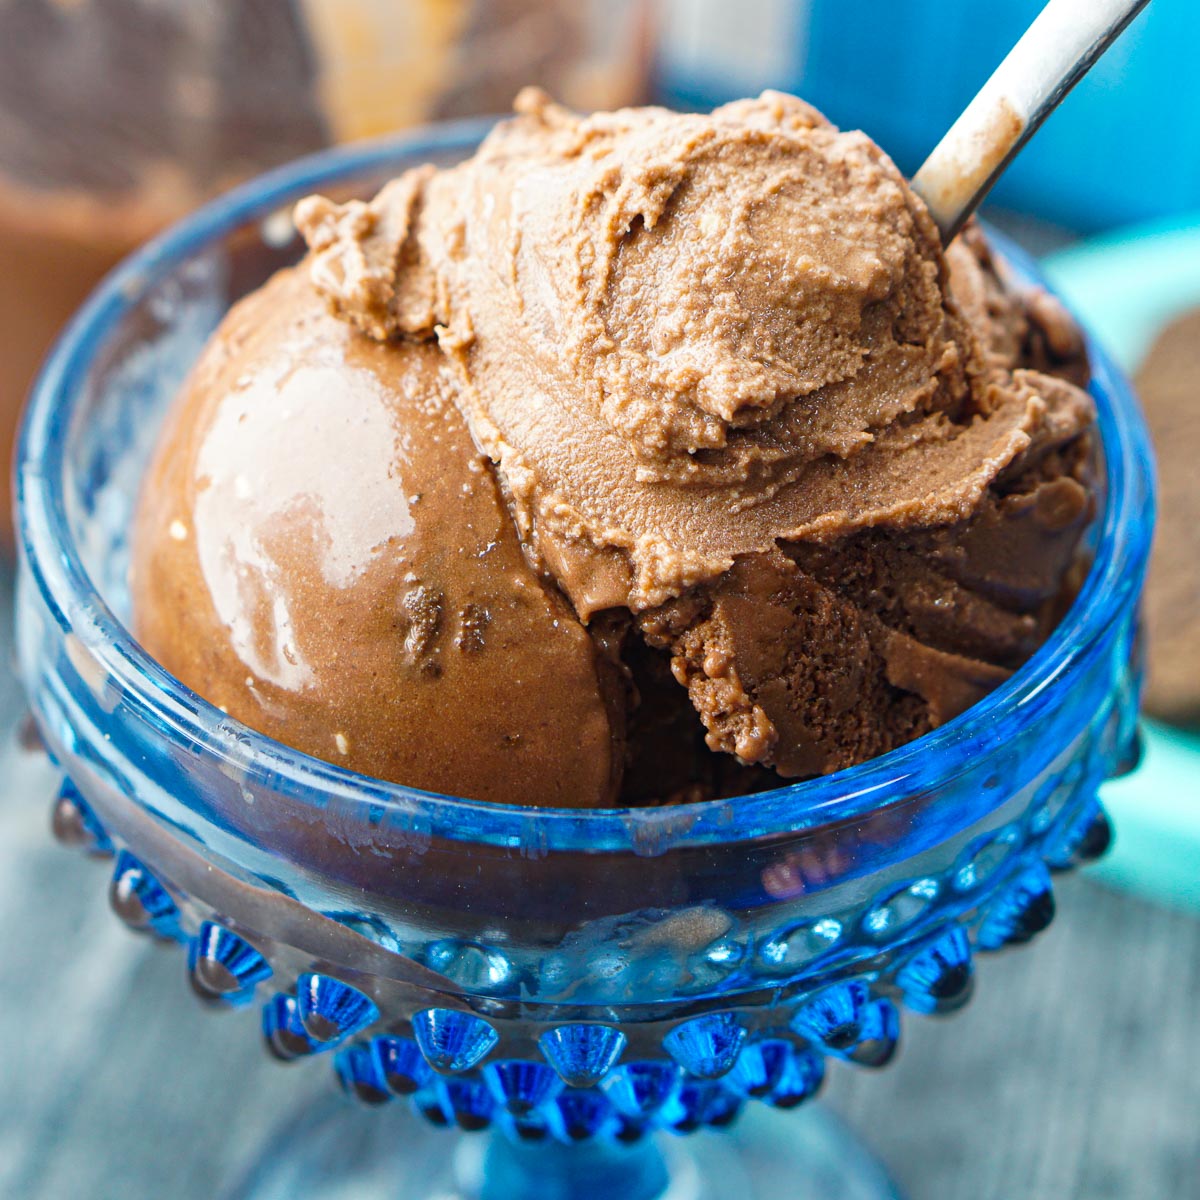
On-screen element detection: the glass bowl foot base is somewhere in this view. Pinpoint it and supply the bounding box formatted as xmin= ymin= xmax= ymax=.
xmin=222 ymin=1093 xmax=906 ymax=1200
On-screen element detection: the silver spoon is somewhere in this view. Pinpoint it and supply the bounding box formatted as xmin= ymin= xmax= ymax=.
xmin=911 ymin=0 xmax=1152 ymax=244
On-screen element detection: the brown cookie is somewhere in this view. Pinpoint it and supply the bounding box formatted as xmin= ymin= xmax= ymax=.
xmin=1134 ymin=307 xmax=1200 ymax=726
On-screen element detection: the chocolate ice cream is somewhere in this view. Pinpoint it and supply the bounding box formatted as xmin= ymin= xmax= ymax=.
xmin=132 ymin=91 xmax=1096 ymax=805
xmin=134 ymin=266 xmax=627 ymax=808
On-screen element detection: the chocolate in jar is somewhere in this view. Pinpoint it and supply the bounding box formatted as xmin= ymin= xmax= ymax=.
xmin=132 ymin=92 xmax=1099 ymax=821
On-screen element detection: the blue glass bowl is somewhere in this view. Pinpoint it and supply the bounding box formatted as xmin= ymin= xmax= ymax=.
xmin=14 ymin=122 xmax=1154 ymax=1200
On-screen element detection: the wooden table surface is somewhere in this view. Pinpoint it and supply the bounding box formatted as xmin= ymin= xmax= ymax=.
xmin=1 ymin=569 xmax=1197 ymax=1200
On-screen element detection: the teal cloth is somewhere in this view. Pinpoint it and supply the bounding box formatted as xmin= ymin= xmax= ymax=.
xmin=1095 ymin=722 xmax=1200 ymax=911
xmin=1044 ymin=221 xmax=1200 ymax=912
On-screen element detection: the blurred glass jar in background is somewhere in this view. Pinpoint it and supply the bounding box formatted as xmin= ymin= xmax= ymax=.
xmin=0 ymin=0 xmax=652 ymax=545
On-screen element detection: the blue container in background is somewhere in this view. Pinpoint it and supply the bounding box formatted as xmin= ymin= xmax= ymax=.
xmin=659 ymin=0 xmax=1198 ymax=232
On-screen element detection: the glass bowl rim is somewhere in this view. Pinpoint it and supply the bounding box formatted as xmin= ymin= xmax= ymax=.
xmin=15 ymin=117 xmax=1155 ymax=854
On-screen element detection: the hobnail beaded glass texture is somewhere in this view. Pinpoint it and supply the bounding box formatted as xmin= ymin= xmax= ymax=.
xmin=14 ymin=123 xmax=1154 ymax=1199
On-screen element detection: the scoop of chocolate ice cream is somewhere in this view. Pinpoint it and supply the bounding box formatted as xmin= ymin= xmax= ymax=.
xmin=132 ymin=266 xmax=625 ymax=807
xmin=134 ymin=91 xmax=1097 ymax=803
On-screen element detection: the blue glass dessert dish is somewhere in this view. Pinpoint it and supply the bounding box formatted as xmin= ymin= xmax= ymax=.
xmin=15 ymin=123 xmax=1154 ymax=1200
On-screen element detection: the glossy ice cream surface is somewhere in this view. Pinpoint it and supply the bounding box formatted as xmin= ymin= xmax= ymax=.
xmin=132 ymin=92 xmax=1096 ymax=807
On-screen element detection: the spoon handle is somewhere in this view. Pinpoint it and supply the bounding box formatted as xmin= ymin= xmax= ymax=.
xmin=911 ymin=0 xmax=1152 ymax=244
